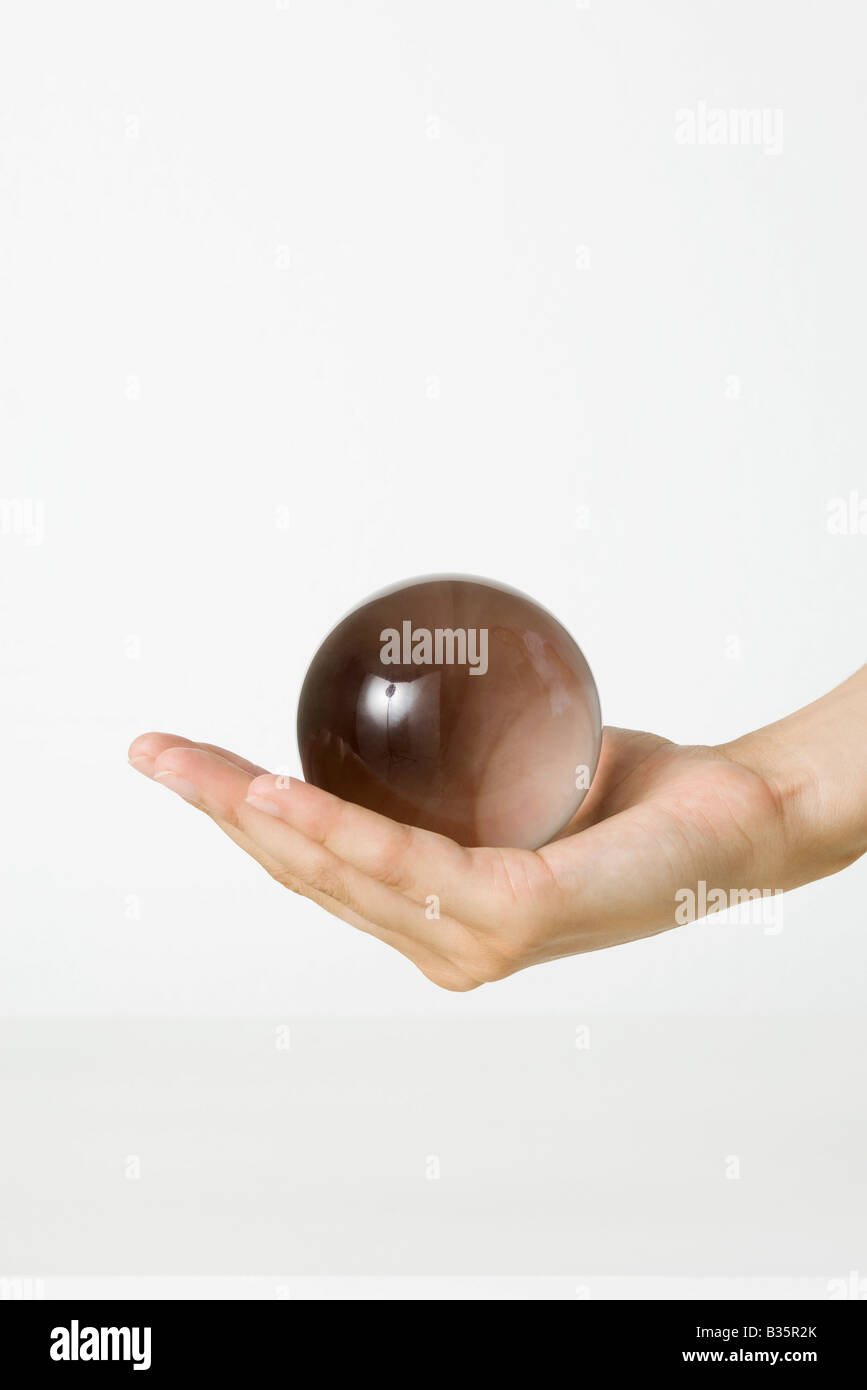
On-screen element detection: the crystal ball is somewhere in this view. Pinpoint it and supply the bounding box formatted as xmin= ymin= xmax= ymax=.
xmin=296 ymin=575 xmax=602 ymax=849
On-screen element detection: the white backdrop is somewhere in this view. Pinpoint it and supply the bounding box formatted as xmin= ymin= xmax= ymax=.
xmin=1 ymin=0 xmax=865 ymax=1292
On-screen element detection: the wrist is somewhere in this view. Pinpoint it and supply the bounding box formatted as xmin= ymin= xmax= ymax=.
xmin=720 ymin=730 xmax=830 ymax=885
xmin=721 ymin=670 xmax=867 ymax=886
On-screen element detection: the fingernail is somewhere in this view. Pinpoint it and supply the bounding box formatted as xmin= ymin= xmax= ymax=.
xmin=129 ymin=755 xmax=155 ymax=779
xmin=154 ymin=770 xmax=199 ymax=803
xmin=245 ymin=794 xmax=281 ymax=817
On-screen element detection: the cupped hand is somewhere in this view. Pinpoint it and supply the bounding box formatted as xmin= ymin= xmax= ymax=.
xmin=127 ymin=725 xmax=798 ymax=991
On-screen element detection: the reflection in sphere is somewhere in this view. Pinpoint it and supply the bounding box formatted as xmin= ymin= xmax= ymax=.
xmin=297 ymin=575 xmax=602 ymax=849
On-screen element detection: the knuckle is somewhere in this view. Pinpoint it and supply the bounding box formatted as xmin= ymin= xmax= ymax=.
xmin=376 ymin=857 xmax=409 ymax=891
xmin=268 ymin=865 xmax=305 ymax=895
xmin=269 ymin=853 xmax=348 ymax=906
xmin=369 ymin=822 xmax=415 ymax=888
xmin=300 ymin=855 xmax=350 ymax=904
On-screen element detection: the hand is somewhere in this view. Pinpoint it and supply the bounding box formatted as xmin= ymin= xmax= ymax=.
xmin=128 ymin=669 xmax=866 ymax=991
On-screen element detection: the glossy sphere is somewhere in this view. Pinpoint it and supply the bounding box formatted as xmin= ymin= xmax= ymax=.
xmin=297 ymin=576 xmax=602 ymax=849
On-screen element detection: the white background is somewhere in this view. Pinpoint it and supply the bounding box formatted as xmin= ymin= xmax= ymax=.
xmin=1 ymin=0 xmax=865 ymax=1292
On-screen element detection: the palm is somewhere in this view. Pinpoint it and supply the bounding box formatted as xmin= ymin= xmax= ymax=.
xmin=129 ymin=726 xmax=786 ymax=990
xmin=491 ymin=727 xmax=785 ymax=968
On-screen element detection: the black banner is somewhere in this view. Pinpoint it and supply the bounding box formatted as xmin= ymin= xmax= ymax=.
xmin=1 ymin=1298 xmax=864 ymax=1375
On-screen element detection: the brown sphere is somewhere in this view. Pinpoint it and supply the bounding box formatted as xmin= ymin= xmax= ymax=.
xmin=297 ymin=575 xmax=602 ymax=849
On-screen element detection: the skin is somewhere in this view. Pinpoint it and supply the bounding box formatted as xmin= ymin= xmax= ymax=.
xmin=129 ymin=667 xmax=867 ymax=992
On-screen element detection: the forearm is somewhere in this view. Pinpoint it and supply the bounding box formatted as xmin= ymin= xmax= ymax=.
xmin=721 ymin=666 xmax=867 ymax=884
